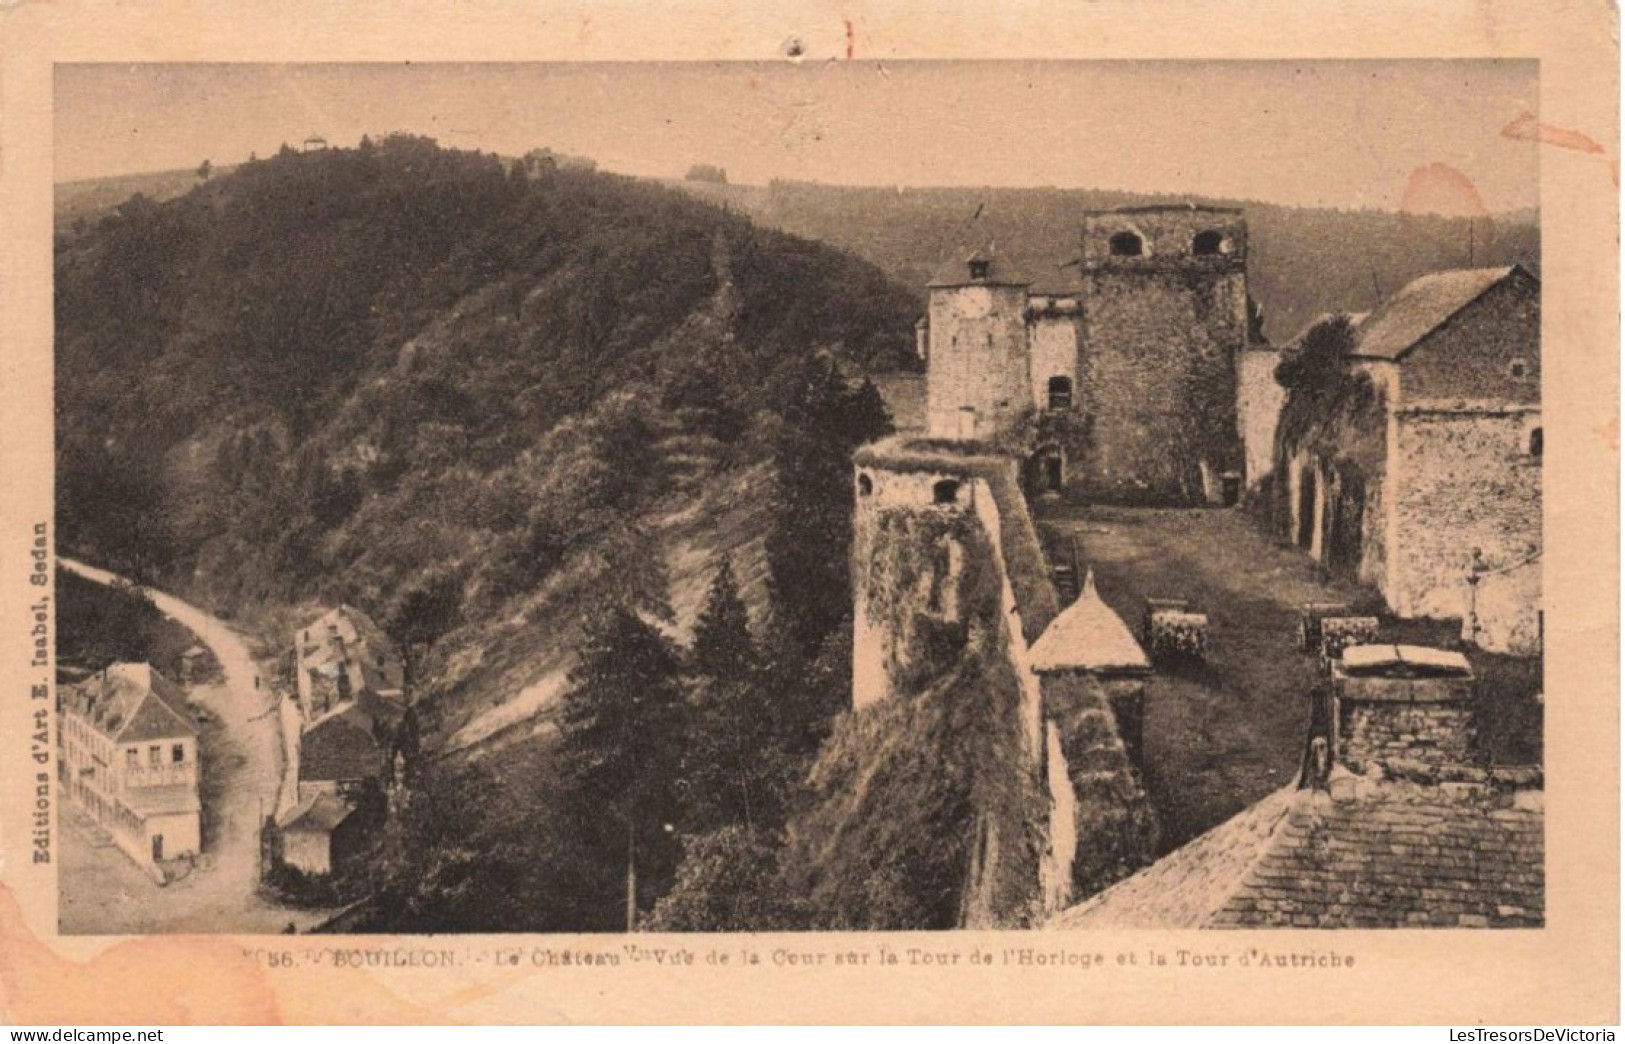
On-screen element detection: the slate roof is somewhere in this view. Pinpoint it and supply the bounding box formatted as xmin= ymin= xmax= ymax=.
xmin=1348 ymin=266 xmax=1529 ymax=362
xmin=278 ymin=790 xmax=356 ymax=835
xmin=1029 ymin=571 xmax=1150 ymax=675
xmin=926 ymin=251 xmax=1033 ymax=288
xmin=299 ymin=703 xmax=386 ymax=783
xmin=299 ymin=605 xmax=405 ymax=692
xmin=67 ymin=663 xmax=197 ymax=744
xmin=1049 ymin=779 xmax=1543 ymax=930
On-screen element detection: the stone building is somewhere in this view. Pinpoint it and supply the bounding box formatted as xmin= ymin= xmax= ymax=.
xmin=275 ymin=791 xmax=367 ymax=877
xmin=277 ymin=605 xmax=409 ymax=877
xmin=1050 ymin=645 xmax=1544 ymax=929
xmin=919 ymin=206 xmax=1250 ymax=505
xmin=1277 ymin=266 xmax=1541 ymax=653
xmin=294 ymin=605 xmax=406 ymax=722
xmin=59 ymin=663 xmax=202 ymax=872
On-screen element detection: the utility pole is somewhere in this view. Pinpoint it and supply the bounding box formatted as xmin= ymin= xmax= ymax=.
xmin=624 ymin=820 xmax=637 ymax=933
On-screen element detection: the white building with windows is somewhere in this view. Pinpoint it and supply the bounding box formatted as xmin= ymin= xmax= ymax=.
xmin=59 ymin=662 xmax=201 ymax=869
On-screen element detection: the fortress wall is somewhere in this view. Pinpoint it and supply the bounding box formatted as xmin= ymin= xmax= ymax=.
xmin=851 ymin=439 xmax=1158 ymax=921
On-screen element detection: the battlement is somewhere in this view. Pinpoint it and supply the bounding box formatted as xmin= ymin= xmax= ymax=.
xmin=1079 ymin=205 xmax=1247 ymax=269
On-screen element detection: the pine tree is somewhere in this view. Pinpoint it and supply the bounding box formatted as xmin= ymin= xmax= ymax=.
xmin=557 ymin=605 xmax=689 ymax=928
xmin=682 ymin=560 xmax=784 ymax=832
xmin=690 ymin=560 xmax=755 ymax=682
xmin=765 ymin=360 xmax=893 ymax=657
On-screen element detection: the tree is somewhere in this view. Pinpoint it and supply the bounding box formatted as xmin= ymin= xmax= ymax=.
xmin=765 ymin=360 xmax=893 ymax=656
xmin=685 ymin=164 xmax=728 ymax=184
xmin=386 ymin=571 xmax=463 ymax=687
xmin=557 ymin=605 xmax=690 ymax=928
xmin=680 ymin=560 xmax=792 ymax=832
xmin=644 ymin=826 xmax=806 ymax=931
xmin=690 ymin=560 xmax=754 ymax=682
xmin=196 ymin=159 xmax=213 ymax=182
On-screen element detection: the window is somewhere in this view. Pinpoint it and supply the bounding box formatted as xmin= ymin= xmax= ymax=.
xmin=125 ymin=748 xmax=138 ymax=769
xmin=148 ymin=745 xmax=161 ymax=767
xmin=1509 ymin=358 xmax=1529 ymax=378
xmin=172 ymin=744 xmax=185 ymax=764
xmin=1528 ymin=427 xmax=1543 ymax=459
xmin=857 ymin=473 xmax=873 ymax=496
xmin=1109 ymin=231 xmax=1143 ymax=257
xmin=968 ymin=258 xmax=990 ymax=280
xmin=1192 ymin=230 xmax=1224 ymax=256
xmin=932 ymin=479 xmax=961 ymax=505
xmin=1047 ymin=375 xmax=1074 ymax=410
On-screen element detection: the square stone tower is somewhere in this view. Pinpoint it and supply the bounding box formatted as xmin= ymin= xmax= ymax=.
xmin=924 ymin=252 xmax=1033 ymax=441
xmin=1075 ymin=207 xmax=1248 ymax=504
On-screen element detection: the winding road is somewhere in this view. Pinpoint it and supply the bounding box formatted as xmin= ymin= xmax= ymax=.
xmin=58 ymin=559 xmax=326 ymax=934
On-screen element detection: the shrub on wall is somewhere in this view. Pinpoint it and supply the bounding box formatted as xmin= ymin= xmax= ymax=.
xmin=783 ymin=521 xmax=1048 ymax=929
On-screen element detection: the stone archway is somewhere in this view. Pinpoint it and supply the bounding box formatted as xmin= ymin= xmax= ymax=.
xmin=1030 ymin=446 xmax=1065 ymax=495
xmin=1297 ymin=463 xmax=1317 ymax=551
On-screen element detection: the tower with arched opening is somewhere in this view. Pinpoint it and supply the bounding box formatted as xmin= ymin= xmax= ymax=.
xmin=1075 ymin=206 xmax=1249 ymax=504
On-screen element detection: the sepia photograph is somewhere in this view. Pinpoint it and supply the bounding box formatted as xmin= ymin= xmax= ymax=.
xmin=47 ymin=58 xmax=1549 ymax=938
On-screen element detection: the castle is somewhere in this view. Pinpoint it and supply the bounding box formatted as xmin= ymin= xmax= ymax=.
xmin=920 ymin=206 xmax=1258 ymax=505
xmin=849 ymin=204 xmax=1542 ymax=928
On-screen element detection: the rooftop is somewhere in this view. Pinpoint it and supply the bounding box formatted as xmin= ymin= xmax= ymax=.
xmin=1349 ymin=265 xmax=1533 ymax=362
xmin=297 ymin=603 xmax=406 ymax=694
xmin=926 ymin=251 xmax=1033 ymax=289
xmin=1028 ymin=571 xmax=1150 ymax=675
xmin=1050 ymin=776 xmax=1543 ymax=930
xmin=277 ymin=790 xmax=355 ymax=835
xmin=299 ymin=703 xmax=387 ymax=783
xmin=65 ymin=663 xmax=197 ymax=743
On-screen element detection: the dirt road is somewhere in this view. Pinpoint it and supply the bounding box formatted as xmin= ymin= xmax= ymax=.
xmin=57 ymin=558 xmax=326 ymax=934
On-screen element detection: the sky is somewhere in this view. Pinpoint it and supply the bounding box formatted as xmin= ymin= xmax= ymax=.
xmin=54 ymin=61 xmax=1539 ymax=214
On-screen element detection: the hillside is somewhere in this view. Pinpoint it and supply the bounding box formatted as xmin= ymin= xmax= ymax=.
xmin=55 ymin=136 xmax=917 ymax=757
xmin=659 ymin=179 xmax=1540 ymax=342
xmin=55 ymin=166 xmax=236 ymax=232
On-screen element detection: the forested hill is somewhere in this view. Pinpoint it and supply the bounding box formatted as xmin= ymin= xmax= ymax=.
xmin=663 ymin=179 xmax=1540 ymax=343
xmin=55 ymin=135 xmax=918 ymax=749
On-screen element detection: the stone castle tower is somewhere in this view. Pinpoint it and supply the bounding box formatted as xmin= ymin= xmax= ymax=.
xmin=921 ymin=205 xmax=1249 ymax=506
xmin=924 ymin=251 xmax=1033 ymax=442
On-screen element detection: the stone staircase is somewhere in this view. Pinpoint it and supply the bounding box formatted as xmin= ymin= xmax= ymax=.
xmin=1050 ymin=537 xmax=1085 ymax=605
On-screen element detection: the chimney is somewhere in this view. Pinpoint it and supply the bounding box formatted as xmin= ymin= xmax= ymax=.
xmin=1328 ymin=644 xmax=1477 ymax=776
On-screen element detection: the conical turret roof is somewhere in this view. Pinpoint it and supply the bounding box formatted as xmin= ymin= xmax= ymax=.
xmin=1028 ymin=571 xmax=1150 ymax=675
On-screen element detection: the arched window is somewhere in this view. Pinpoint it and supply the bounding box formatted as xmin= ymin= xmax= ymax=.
xmin=932 ymin=479 xmax=961 ymax=505
xmin=857 ymin=473 xmax=873 ymax=496
xmin=1047 ymin=375 xmax=1073 ymax=410
xmin=1109 ymin=231 xmax=1143 ymax=257
xmin=1192 ymin=230 xmax=1224 ymax=256
xmin=1528 ymin=427 xmax=1543 ymax=459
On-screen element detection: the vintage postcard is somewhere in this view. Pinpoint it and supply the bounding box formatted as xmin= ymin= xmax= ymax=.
xmin=0 ymin=0 xmax=1617 ymax=1026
